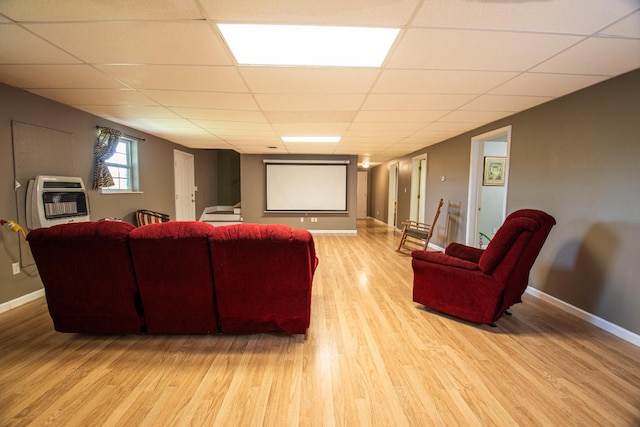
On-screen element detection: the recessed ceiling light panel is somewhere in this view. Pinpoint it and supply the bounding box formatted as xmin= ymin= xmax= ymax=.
xmin=281 ymin=136 xmax=341 ymax=143
xmin=218 ymin=24 xmax=400 ymax=67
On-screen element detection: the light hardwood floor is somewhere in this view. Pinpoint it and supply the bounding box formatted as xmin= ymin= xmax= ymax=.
xmin=1 ymin=219 xmax=639 ymax=426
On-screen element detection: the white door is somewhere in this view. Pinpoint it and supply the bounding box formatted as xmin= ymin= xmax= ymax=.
xmin=357 ymin=171 xmax=368 ymax=218
xmin=174 ymin=150 xmax=196 ymax=221
xmin=466 ymin=126 xmax=511 ymax=247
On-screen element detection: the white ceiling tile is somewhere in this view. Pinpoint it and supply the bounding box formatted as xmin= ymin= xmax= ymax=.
xmin=460 ymin=95 xmax=553 ymax=112
xmin=240 ymin=67 xmax=380 ymax=93
xmin=193 ymin=120 xmax=273 ymax=132
xmin=532 ymin=37 xmax=640 ymax=75
xmin=199 ymin=0 xmax=421 ymax=26
xmin=412 ymin=0 xmax=640 ymax=35
xmin=0 ymin=25 xmax=80 ymax=64
xmin=343 ymin=127 xmax=415 ymax=138
xmin=420 ymin=121 xmax=478 ymax=136
xmin=339 ymin=137 xmax=402 ymax=145
xmin=142 ymin=90 xmax=259 ymax=110
xmin=169 ymin=108 xmax=267 ymax=122
xmin=272 ymin=122 xmax=350 ymax=136
xmin=29 ymin=88 xmax=158 ymax=106
xmin=97 ymin=65 xmax=247 ymax=92
xmin=373 ymin=70 xmax=518 ymax=94
xmin=388 ymin=28 xmax=583 ymax=71
xmin=77 ymin=105 xmax=182 ymax=120
xmin=354 ymin=110 xmax=446 ymax=123
xmin=132 ymin=118 xmax=205 ymax=131
xmin=264 ymin=111 xmax=358 ymax=123
xmin=439 ymin=110 xmax=512 ymax=123
xmin=25 ymin=22 xmax=233 ymax=65
xmin=182 ymin=140 xmax=236 ymax=149
xmin=255 ymin=94 xmax=366 ymax=111
xmin=239 ymin=146 xmax=288 ymax=154
xmin=225 ymin=140 xmax=284 ymax=149
xmin=489 ymin=72 xmax=610 ymax=97
xmin=212 ymin=130 xmax=280 ymax=139
xmin=0 ymin=65 xmax=125 ymax=89
xmin=362 ymin=94 xmax=474 ymax=111
xmin=410 ymin=129 xmax=462 ymax=139
xmin=598 ymin=10 xmax=640 ymax=38
xmin=0 ymin=0 xmax=204 ymax=21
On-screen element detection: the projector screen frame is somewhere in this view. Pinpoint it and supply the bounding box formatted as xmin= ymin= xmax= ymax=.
xmin=264 ymin=159 xmax=350 ymax=214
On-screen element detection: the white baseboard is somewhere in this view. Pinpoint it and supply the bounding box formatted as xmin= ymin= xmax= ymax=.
xmin=526 ymin=287 xmax=640 ymax=347
xmin=308 ymin=230 xmax=357 ymax=234
xmin=0 ymin=289 xmax=45 ymax=315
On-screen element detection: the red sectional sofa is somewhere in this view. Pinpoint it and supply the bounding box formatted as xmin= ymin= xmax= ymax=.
xmin=27 ymin=221 xmax=319 ymax=336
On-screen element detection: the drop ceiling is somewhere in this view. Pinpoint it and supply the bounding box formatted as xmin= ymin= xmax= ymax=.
xmin=1 ymin=0 xmax=638 ymax=165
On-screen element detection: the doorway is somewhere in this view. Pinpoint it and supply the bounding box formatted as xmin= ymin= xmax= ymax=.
xmin=466 ymin=126 xmax=511 ymax=247
xmin=174 ymin=150 xmax=196 ymax=221
xmin=409 ymin=154 xmax=427 ymax=223
xmin=357 ymin=170 xmax=368 ymax=218
xmin=387 ymin=162 xmax=399 ymax=228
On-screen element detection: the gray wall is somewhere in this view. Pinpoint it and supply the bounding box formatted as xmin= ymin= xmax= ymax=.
xmin=0 ymin=83 xmax=217 ymax=305
xmin=241 ymin=153 xmax=358 ymax=231
xmin=370 ymin=68 xmax=640 ymax=335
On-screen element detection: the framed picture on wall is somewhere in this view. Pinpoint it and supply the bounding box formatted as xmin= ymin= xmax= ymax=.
xmin=483 ymin=156 xmax=506 ymax=186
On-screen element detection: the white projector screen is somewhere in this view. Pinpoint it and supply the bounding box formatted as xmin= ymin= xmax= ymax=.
xmin=265 ymin=162 xmax=348 ymax=212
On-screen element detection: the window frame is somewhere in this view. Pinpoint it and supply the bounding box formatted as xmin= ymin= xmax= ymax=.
xmin=100 ymin=135 xmax=141 ymax=194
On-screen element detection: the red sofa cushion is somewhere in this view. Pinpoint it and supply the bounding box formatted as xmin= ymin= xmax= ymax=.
xmin=209 ymin=223 xmax=318 ymax=334
xmin=129 ymin=221 xmax=218 ymax=334
xmin=27 ymin=220 xmax=144 ymax=334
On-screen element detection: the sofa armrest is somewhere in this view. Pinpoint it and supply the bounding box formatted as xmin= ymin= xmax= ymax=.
xmin=445 ymin=242 xmax=483 ymax=263
xmin=411 ymin=250 xmax=479 ymax=271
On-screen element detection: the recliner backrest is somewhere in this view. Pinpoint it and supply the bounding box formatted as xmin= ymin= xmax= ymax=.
xmin=478 ymin=217 xmax=539 ymax=275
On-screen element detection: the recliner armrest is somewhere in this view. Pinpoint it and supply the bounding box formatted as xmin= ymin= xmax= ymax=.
xmin=411 ymin=250 xmax=480 ymax=271
xmin=445 ymin=242 xmax=483 ymax=263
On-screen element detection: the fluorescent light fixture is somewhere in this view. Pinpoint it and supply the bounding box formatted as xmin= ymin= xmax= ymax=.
xmin=281 ymin=136 xmax=341 ymax=143
xmin=218 ymin=24 xmax=400 ymax=67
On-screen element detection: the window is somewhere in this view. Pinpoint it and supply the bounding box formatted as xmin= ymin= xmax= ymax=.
xmin=102 ymin=136 xmax=139 ymax=193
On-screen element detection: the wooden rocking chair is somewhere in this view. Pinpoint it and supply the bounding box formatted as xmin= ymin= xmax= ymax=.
xmin=397 ymin=198 xmax=444 ymax=251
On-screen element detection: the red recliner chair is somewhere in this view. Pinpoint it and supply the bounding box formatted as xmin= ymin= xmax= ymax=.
xmin=209 ymin=223 xmax=319 ymax=335
xmin=411 ymin=209 xmax=555 ymax=325
xmin=27 ymin=221 xmax=144 ymax=334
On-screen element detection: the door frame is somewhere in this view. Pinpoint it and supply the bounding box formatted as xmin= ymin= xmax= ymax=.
xmin=465 ymin=125 xmax=512 ymax=246
xmin=387 ymin=162 xmax=399 ymax=228
xmin=409 ymin=154 xmax=427 ymax=223
xmin=356 ymin=170 xmax=368 ymax=218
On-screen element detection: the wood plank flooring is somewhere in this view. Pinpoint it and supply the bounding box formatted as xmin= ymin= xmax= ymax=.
xmin=1 ymin=219 xmax=639 ymax=426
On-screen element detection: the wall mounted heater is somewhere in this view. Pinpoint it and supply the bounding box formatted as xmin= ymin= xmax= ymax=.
xmin=26 ymin=175 xmax=90 ymax=230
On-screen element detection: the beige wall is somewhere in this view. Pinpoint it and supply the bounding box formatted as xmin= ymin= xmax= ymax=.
xmin=0 ymin=83 xmax=218 ymax=305
xmin=240 ymin=154 xmax=358 ymax=231
xmin=370 ymin=68 xmax=640 ymax=335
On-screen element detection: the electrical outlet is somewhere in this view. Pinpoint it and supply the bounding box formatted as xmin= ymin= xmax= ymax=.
xmin=12 ymin=262 xmax=20 ymax=275
xmin=300 ymin=217 xmax=304 ymax=222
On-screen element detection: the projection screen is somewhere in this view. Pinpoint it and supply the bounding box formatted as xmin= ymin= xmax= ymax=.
xmin=265 ymin=161 xmax=348 ymax=212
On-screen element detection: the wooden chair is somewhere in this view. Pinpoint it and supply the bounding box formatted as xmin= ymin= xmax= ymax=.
xmin=397 ymin=198 xmax=444 ymax=251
